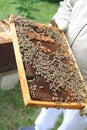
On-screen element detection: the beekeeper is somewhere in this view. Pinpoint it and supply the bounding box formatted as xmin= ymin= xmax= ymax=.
xmin=19 ymin=0 xmax=87 ymax=130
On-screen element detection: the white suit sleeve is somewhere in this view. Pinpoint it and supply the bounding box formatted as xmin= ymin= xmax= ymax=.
xmin=53 ymin=0 xmax=77 ymax=31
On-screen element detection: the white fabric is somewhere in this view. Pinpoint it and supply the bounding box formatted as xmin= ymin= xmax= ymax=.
xmin=52 ymin=0 xmax=76 ymax=31
xmin=35 ymin=0 xmax=87 ymax=130
xmin=58 ymin=110 xmax=87 ymax=130
xmin=35 ymin=108 xmax=87 ymax=130
xmin=35 ymin=108 xmax=63 ymax=130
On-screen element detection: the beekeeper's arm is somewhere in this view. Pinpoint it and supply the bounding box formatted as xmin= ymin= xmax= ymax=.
xmin=52 ymin=0 xmax=77 ymax=31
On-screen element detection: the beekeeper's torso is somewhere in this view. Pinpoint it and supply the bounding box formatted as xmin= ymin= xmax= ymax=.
xmin=54 ymin=0 xmax=87 ymax=84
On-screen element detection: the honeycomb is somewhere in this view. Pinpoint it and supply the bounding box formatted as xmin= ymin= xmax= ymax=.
xmin=10 ymin=15 xmax=87 ymax=103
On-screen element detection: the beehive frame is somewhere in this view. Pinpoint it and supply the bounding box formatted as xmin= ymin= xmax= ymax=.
xmin=9 ymin=16 xmax=87 ymax=109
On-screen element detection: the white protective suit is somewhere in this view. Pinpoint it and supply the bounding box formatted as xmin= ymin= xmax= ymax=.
xmin=35 ymin=0 xmax=87 ymax=130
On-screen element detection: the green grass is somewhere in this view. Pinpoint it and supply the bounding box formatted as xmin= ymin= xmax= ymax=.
xmin=0 ymin=82 xmax=41 ymax=130
xmin=0 ymin=0 xmax=18 ymax=20
xmin=31 ymin=1 xmax=59 ymax=24
xmin=0 ymin=1 xmax=63 ymax=130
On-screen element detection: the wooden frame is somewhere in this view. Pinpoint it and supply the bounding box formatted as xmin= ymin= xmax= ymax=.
xmin=9 ymin=20 xmax=87 ymax=109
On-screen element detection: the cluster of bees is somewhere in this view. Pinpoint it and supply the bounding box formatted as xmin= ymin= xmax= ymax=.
xmin=12 ymin=15 xmax=87 ymax=103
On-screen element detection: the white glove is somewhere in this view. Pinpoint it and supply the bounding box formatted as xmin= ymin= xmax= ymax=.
xmin=55 ymin=19 xmax=69 ymax=31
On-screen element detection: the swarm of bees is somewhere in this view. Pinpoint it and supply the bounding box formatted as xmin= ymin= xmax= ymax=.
xmin=10 ymin=15 xmax=87 ymax=103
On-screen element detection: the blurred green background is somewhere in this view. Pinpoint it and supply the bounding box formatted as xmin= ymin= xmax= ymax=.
xmin=0 ymin=0 xmax=59 ymax=23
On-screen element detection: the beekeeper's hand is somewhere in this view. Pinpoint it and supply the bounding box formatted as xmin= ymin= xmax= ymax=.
xmin=80 ymin=106 xmax=87 ymax=116
xmin=48 ymin=19 xmax=68 ymax=32
xmin=54 ymin=18 xmax=68 ymax=32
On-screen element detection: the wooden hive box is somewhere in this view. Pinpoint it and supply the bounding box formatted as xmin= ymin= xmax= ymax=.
xmin=0 ymin=20 xmax=16 ymax=73
xmin=9 ymin=15 xmax=87 ymax=109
